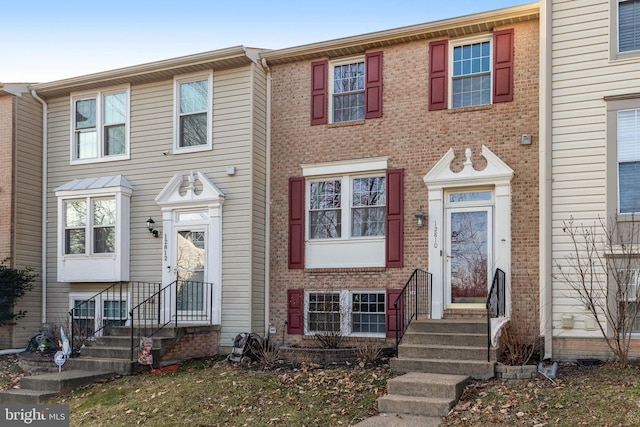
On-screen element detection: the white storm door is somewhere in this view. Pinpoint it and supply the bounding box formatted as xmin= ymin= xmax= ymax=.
xmin=175 ymin=228 xmax=208 ymax=319
xmin=445 ymin=207 xmax=493 ymax=306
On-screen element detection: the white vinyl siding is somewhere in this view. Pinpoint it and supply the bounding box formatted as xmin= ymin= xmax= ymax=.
xmin=550 ymin=0 xmax=640 ymax=337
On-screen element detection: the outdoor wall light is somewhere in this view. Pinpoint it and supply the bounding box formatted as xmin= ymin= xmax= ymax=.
xmin=146 ymin=217 xmax=159 ymax=238
xmin=414 ymin=207 xmax=425 ymax=228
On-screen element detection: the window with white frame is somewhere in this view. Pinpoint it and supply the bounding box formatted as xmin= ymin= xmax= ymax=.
xmin=330 ymin=58 xmax=365 ymax=123
xmin=619 ymin=0 xmax=640 ymax=53
xmin=71 ymin=295 xmax=128 ymax=338
xmin=72 ymin=87 xmax=129 ymax=162
xmin=617 ymin=269 xmax=640 ymax=333
xmin=174 ymin=73 xmax=212 ymax=152
xmin=617 ymin=108 xmax=640 ymax=213
xmin=63 ymin=197 xmax=116 ymax=255
xmin=309 ymin=175 xmax=385 ymax=239
xmin=452 ymin=39 xmax=491 ymax=108
xmin=55 ymin=176 xmax=132 ymax=282
xmin=305 ymin=290 xmax=385 ymax=336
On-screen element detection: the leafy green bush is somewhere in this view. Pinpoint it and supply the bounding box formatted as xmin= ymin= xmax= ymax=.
xmin=0 ymin=259 xmax=37 ymax=326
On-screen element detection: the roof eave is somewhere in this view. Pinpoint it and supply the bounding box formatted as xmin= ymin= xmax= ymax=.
xmin=262 ymin=2 xmax=539 ymax=65
xmin=31 ymin=46 xmax=265 ymax=99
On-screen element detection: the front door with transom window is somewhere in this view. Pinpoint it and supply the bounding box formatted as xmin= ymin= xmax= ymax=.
xmin=445 ymin=192 xmax=493 ymax=307
xmin=423 ymin=146 xmax=513 ymax=319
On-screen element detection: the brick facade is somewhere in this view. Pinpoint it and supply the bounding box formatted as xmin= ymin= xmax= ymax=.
xmin=268 ymin=19 xmax=540 ymax=347
xmin=0 ymin=94 xmax=15 ymax=262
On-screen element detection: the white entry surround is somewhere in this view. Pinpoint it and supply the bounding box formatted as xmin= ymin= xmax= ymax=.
xmin=155 ymin=171 xmax=224 ymax=324
xmin=423 ymin=146 xmax=513 ymax=319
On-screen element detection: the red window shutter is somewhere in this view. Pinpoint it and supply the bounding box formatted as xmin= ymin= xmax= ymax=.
xmin=493 ymin=28 xmax=514 ymax=103
xmin=386 ymin=288 xmax=403 ymax=338
xmin=365 ymin=51 xmax=383 ymax=119
xmin=310 ymin=60 xmax=328 ymax=125
xmin=288 ymin=289 xmax=304 ymax=335
xmin=288 ymin=177 xmax=305 ymax=269
xmin=385 ymin=169 xmax=404 ymax=268
xmin=428 ymin=40 xmax=448 ymax=111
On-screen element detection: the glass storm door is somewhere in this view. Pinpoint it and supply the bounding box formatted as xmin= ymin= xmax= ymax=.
xmin=176 ymin=229 xmax=206 ymax=317
xmin=445 ymin=207 xmax=493 ymax=305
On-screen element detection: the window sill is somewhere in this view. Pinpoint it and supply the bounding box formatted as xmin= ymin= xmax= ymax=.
xmin=304 ymin=267 xmax=386 ymax=274
xmin=70 ymin=154 xmax=130 ymax=165
xmin=446 ymin=105 xmax=493 ymax=114
xmin=173 ymin=145 xmax=213 ymax=154
xmin=327 ymin=120 xmax=366 ymax=128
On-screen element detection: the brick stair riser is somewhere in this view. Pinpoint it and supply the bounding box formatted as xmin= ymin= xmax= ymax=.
xmin=377 ymin=395 xmax=454 ymax=417
xmin=390 ymin=358 xmax=495 ymax=380
xmin=402 ymin=332 xmax=487 ymax=347
xmin=398 ymin=345 xmax=496 ymax=361
xmin=408 ymin=320 xmax=486 ymax=335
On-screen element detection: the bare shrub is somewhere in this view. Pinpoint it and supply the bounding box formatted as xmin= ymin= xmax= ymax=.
xmin=355 ymin=340 xmax=383 ymax=366
xmin=255 ymin=341 xmax=281 ymax=369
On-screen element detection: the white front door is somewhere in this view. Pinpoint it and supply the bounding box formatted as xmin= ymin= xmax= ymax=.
xmin=445 ymin=206 xmax=493 ymax=307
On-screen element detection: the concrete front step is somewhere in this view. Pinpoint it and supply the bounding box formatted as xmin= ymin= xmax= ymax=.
xmin=398 ymin=343 xmax=496 ymax=362
xmin=377 ymin=394 xmax=456 ymax=417
xmin=0 ymin=388 xmax=60 ymax=404
xmin=65 ymin=357 xmax=140 ymax=375
xmin=386 ymin=372 xmax=469 ymax=399
xmin=390 ymin=357 xmax=495 ymax=380
xmin=0 ymin=370 xmax=115 ymax=404
xmin=402 ymin=331 xmax=487 ymax=347
xmin=408 ymin=319 xmax=487 ymax=334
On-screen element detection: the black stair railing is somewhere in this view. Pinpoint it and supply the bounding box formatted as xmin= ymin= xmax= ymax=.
xmin=129 ymin=279 xmax=215 ymax=361
xmin=394 ymin=269 xmax=432 ymax=355
xmin=68 ymin=282 xmax=128 ymax=357
xmin=486 ymin=268 xmax=506 ymax=362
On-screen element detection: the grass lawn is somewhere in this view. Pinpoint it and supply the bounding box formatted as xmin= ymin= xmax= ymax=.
xmin=4 ymin=354 xmax=640 ymax=426
xmin=50 ymin=357 xmax=390 ymax=427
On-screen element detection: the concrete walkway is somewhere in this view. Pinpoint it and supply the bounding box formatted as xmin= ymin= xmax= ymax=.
xmin=355 ymin=413 xmax=442 ymax=427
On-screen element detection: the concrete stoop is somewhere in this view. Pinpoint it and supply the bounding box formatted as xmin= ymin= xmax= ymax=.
xmin=0 ymin=370 xmax=115 ymax=404
xmin=379 ymin=318 xmax=496 ymax=419
xmin=378 ymin=373 xmax=469 ymax=417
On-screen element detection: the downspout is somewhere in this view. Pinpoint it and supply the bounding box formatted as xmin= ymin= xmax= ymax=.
xmin=261 ymin=57 xmax=271 ymax=335
xmin=30 ymin=89 xmax=47 ymax=324
xmin=539 ymin=0 xmax=553 ymax=360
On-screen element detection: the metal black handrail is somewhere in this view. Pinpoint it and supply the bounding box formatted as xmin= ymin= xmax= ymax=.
xmin=129 ymin=279 xmax=215 ymax=361
xmin=394 ymin=269 xmax=431 ymax=356
xmin=68 ymin=282 xmax=127 ymax=356
xmin=486 ymin=268 xmax=506 ymax=362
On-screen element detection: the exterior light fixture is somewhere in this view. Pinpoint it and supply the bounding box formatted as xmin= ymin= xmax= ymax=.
xmin=146 ymin=217 xmax=159 ymax=238
xmin=414 ymin=207 xmax=425 ymax=228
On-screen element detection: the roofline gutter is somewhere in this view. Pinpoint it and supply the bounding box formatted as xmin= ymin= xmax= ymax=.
xmin=30 ymin=88 xmax=47 ymax=324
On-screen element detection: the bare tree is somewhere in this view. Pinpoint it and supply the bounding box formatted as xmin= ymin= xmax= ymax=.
xmin=556 ymin=216 xmax=640 ymax=366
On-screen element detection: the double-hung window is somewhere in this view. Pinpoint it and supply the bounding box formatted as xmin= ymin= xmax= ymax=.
xmin=452 ymin=39 xmax=491 ymax=108
xmin=174 ymin=72 xmax=213 ymax=153
xmin=72 ymin=87 xmax=129 ymax=163
xmin=617 ymin=108 xmax=640 ymax=213
xmin=330 ymin=58 xmax=365 ymax=123
xmin=618 ymin=0 xmax=640 ymax=54
xmin=305 ymin=290 xmax=385 ymax=336
xmin=309 ymin=176 xmax=385 ymax=240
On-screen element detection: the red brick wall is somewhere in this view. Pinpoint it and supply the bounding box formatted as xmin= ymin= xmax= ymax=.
xmin=269 ymin=20 xmax=540 ymax=346
xmin=0 ymin=95 xmax=15 ymax=262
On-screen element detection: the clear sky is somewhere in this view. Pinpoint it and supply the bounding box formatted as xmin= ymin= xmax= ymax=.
xmin=1 ymin=0 xmax=531 ymax=83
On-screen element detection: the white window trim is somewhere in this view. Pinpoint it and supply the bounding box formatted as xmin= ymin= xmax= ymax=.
xmin=70 ymin=85 xmax=131 ymax=165
xmin=449 ymin=34 xmax=493 ymax=109
xmin=173 ymin=71 xmax=213 ymax=154
xmin=69 ymin=292 xmax=130 ymax=337
xmin=304 ymin=290 xmax=386 ymax=338
xmin=328 ymin=55 xmax=365 ymax=124
xmin=612 ymin=0 xmax=640 ymax=60
xmin=56 ymin=184 xmax=132 ymax=282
